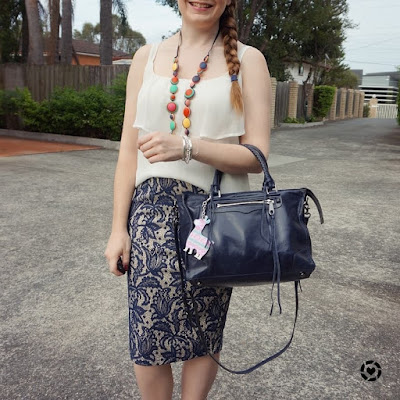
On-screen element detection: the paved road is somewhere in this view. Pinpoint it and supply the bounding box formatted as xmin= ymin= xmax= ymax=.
xmin=1 ymin=118 xmax=399 ymax=399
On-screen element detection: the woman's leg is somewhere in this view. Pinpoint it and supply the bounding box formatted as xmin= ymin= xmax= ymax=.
xmin=181 ymin=353 xmax=220 ymax=400
xmin=134 ymin=363 xmax=174 ymax=400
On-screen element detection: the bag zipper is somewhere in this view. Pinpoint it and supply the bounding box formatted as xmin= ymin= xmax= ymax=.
xmin=216 ymin=199 xmax=275 ymax=215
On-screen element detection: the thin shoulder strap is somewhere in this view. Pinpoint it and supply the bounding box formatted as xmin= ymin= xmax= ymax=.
xmin=238 ymin=44 xmax=250 ymax=62
xmin=144 ymin=42 xmax=161 ymax=76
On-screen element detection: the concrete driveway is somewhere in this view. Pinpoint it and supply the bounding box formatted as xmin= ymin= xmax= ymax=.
xmin=1 ymin=118 xmax=399 ymax=399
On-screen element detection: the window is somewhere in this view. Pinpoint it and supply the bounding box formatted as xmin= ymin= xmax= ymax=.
xmin=298 ymin=64 xmax=304 ymax=76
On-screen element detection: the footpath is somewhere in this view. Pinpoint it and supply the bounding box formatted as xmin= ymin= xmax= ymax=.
xmin=0 ymin=118 xmax=399 ymax=399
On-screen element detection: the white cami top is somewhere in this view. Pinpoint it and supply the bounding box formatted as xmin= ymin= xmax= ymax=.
xmin=133 ymin=41 xmax=251 ymax=193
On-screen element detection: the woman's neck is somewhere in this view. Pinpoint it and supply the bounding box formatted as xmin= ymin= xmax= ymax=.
xmin=179 ymin=22 xmax=220 ymax=48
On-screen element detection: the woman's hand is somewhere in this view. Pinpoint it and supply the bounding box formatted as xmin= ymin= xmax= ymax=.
xmin=138 ymin=131 xmax=182 ymax=163
xmin=104 ymin=230 xmax=132 ymax=276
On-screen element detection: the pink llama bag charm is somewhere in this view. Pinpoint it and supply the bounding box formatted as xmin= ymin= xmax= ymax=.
xmin=184 ymin=216 xmax=211 ymax=260
xmin=184 ymin=196 xmax=212 ymax=260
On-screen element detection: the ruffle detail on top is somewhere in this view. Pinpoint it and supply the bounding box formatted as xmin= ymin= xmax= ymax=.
xmin=132 ymin=64 xmax=246 ymax=141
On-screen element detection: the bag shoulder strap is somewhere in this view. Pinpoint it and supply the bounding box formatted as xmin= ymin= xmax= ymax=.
xmin=189 ymin=281 xmax=300 ymax=375
xmin=174 ymin=219 xmax=300 ymax=375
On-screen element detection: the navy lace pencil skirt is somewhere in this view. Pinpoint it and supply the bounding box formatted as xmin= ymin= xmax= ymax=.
xmin=126 ymin=177 xmax=232 ymax=366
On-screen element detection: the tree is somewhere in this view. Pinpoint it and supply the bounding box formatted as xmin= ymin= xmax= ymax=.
xmin=60 ymin=0 xmax=72 ymax=64
xmin=73 ymin=23 xmax=99 ymax=43
xmin=25 ymin=0 xmax=44 ymax=64
xmin=47 ymin=0 xmax=60 ymax=64
xmin=318 ymin=61 xmax=359 ymax=89
xmin=100 ymin=0 xmax=112 ymax=64
xmin=110 ymin=14 xmax=146 ymax=53
xmin=75 ymin=15 xmax=145 ymax=55
xmin=296 ymin=0 xmax=353 ymax=84
xmin=100 ymin=0 xmax=128 ymax=64
xmin=156 ymin=0 xmax=353 ymax=81
xmin=0 ymin=0 xmax=27 ymax=63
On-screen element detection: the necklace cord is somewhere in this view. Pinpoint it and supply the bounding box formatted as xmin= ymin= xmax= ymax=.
xmin=175 ymin=28 xmax=220 ymax=60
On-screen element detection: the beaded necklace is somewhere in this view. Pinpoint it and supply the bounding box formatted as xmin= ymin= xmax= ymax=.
xmin=167 ymin=29 xmax=220 ymax=136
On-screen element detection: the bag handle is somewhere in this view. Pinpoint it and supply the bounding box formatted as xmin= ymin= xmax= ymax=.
xmin=211 ymin=144 xmax=276 ymax=195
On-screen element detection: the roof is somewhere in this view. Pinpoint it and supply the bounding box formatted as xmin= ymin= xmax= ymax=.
xmin=39 ymin=38 xmax=131 ymax=58
xmin=364 ymin=71 xmax=399 ymax=81
xmin=71 ymin=39 xmax=130 ymax=57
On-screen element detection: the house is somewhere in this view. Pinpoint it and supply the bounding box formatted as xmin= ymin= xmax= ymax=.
xmin=359 ymin=71 xmax=399 ymax=104
xmin=284 ymin=60 xmax=331 ymax=84
xmin=70 ymin=39 xmax=131 ymax=65
xmin=41 ymin=39 xmax=132 ymax=65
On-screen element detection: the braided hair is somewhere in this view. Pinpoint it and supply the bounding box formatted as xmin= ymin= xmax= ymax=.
xmin=220 ymin=0 xmax=243 ymax=113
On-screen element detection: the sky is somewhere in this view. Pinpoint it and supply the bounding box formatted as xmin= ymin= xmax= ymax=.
xmin=72 ymin=0 xmax=400 ymax=75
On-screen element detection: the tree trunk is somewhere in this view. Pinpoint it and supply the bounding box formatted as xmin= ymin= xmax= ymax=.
xmin=236 ymin=0 xmax=245 ymax=35
xmin=21 ymin=4 xmax=30 ymax=63
xmin=100 ymin=0 xmax=113 ymax=65
xmin=25 ymin=0 xmax=44 ymax=64
xmin=240 ymin=0 xmax=264 ymax=43
xmin=48 ymin=0 xmax=60 ymax=64
xmin=60 ymin=0 xmax=72 ymax=64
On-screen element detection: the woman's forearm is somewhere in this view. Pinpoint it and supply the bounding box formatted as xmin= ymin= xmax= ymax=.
xmin=191 ymin=138 xmax=268 ymax=175
xmin=111 ymin=158 xmax=137 ymax=233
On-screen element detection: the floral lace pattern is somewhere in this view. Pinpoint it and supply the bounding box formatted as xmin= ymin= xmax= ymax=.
xmin=127 ymin=178 xmax=232 ymax=365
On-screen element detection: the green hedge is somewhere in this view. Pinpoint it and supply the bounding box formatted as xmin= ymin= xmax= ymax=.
xmin=0 ymin=71 xmax=128 ymax=141
xmin=313 ymin=85 xmax=336 ymax=120
xmin=363 ymin=103 xmax=370 ymax=118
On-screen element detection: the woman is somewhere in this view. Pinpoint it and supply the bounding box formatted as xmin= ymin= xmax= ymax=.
xmin=104 ymin=0 xmax=271 ymax=398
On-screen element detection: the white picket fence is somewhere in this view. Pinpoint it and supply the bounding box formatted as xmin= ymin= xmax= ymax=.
xmin=377 ymin=104 xmax=398 ymax=119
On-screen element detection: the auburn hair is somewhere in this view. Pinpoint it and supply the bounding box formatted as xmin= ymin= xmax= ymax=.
xmin=220 ymin=1 xmax=243 ymax=113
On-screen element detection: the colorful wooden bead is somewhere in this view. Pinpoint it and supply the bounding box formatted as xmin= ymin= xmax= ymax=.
xmin=183 ymin=107 xmax=191 ymax=117
xmin=171 ymin=76 xmax=179 ymax=84
xmin=170 ymin=84 xmax=178 ymax=94
xmin=172 ymin=62 xmax=178 ymax=71
xmin=182 ymin=118 xmax=191 ymax=129
xmin=185 ymin=99 xmax=191 ymax=106
xmin=185 ymin=129 xmax=190 ymax=135
xmin=167 ymin=102 xmax=177 ymax=112
xmin=170 ymin=114 xmax=175 ymax=120
xmin=173 ymin=71 xmax=178 ymax=77
xmin=170 ymin=121 xmax=176 ymax=131
xmin=192 ymin=75 xmax=200 ymax=83
xmin=185 ymin=88 xmax=195 ymax=99
xmin=170 ymin=94 xmax=176 ymax=100
xmin=200 ymin=61 xmax=207 ymax=70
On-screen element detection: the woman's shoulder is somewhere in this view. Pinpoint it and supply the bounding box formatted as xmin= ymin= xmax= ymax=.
xmin=238 ymin=42 xmax=268 ymax=74
xmin=238 ymin=42 xmax=265 ymax=62
xmin=154 ymin=34 xmax=179 ymax=54
xmin=131 ymin=44 xmax=152 ymax=65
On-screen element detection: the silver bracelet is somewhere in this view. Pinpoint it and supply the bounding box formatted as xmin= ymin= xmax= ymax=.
xmin=182 ymin=137 xmax=187 ymax=161
xmin=185 ymin=137 xmax=193 ymax=164
xmin=182 ymin=136 xmax=192 ymax=164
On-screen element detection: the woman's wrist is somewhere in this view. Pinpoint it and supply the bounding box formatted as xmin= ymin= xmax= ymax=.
xmin=111 ymin=225 xmax=129 ymax=235
xmin=191 ymin=137 xmax=200 ymax=160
